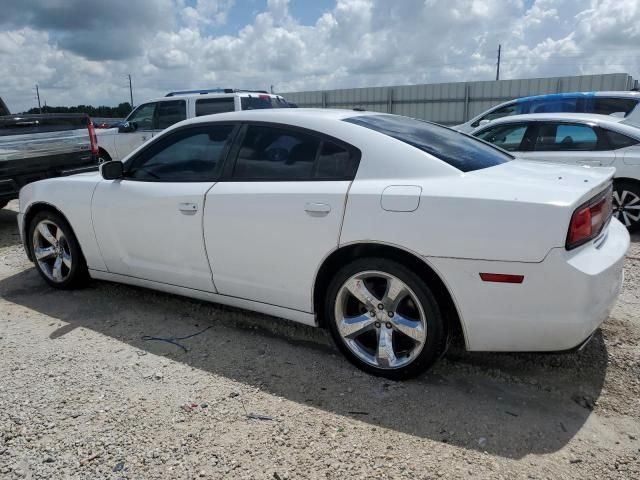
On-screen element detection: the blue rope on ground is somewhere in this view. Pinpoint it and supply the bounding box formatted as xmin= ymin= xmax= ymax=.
xmin=141 ymin=325 xmax=212 ymax=352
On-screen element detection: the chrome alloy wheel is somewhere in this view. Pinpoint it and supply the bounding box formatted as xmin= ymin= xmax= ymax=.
xmin=613 ymin=189 xmax=640 ymax=228
xmin=32 ymin=220 xmax=72 ymax=283
xmin=334 ymin=271 xmax=427 ymax=369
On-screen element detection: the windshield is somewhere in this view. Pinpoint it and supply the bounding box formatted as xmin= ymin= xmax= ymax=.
xmin=241 ymin=95 xmax=290 ymax=110
xmin=344 ymin=114 xmax=512 ymax=172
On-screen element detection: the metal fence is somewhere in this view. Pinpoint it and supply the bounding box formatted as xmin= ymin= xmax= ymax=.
xmin=280 ymin=73 xmax=638 ymax=126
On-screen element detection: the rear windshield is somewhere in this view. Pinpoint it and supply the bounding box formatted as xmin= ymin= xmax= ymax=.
xmin=241 ymin=96 xmax=290 ymax=110
xmin=344 ymin=115 xmax=511 ymax=172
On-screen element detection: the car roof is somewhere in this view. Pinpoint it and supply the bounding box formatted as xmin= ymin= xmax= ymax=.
xmin=480 ymin=112 xmax=626 ymax=125
xmin=472 ymin=112 xmax=640 ymax=138
xmin=146 ymin=92 xmax=285 ymax=103
xmin=178 ymin=108 xmax=368 ymax=125
xmin=514 ymin=91 xmax=640 ymax=103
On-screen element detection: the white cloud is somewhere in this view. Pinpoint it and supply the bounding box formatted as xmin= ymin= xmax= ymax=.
xmin=1 ymin=0 xmax=639 ymax=113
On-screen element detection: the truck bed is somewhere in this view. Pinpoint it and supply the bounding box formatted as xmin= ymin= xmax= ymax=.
xmin=0 ymin=114 xmax=98 ymax=205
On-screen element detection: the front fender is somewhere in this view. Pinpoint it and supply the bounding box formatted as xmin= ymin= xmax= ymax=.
xmin=19 ymin=174 xmax=106 ymax=271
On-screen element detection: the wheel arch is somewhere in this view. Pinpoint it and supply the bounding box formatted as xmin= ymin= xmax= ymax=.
xmin=613 ymin=176 xmax=640 ymax=188
xmin=98 ymin=147 xmax=112 ymax=162
xmin=313 ymin=242 xmax=467 ymax=348
xmin=23 ymin=202 xmax=85 ymax=263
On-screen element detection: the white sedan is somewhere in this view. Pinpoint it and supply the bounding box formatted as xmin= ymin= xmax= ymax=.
xmin=471 ymin=113 xmax=640 ymax=231
xmin=18 ymin=109 xmax=629 ymax=379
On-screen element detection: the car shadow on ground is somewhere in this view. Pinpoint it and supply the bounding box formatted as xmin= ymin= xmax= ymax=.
xmin=0 ymin=264 xmax=608 ymax=460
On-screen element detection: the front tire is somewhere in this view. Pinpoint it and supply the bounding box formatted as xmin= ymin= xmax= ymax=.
xmin=325 ymin=257 xmax=446 ymax=380
xmin=613 ymin=181 xmax=640 ymax=232
xmin=28 ymin=211 xmax=88 ymax=289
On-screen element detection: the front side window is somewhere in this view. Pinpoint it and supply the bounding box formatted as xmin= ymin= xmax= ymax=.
xmin=472 ymin=103 xmax=517 ymax=127
xmin=475 ymin=124 xmax=529 ymax=151
xmin=345 ymin=114 xmax=511 ymax=172
xmin=126 ymin=103 xmax=156 ymax=130
xmin=196 ymin=97 xmax=236 ymax=116
xmin=533 ymin=123 xmax=598 ymax=151
xmin=232 ymin=125 xmax=320 ymax=180
xmin=127 ymin=125 xmax=234 ymax=182
xmin=156 ymin=100 xmax=187 ymax=129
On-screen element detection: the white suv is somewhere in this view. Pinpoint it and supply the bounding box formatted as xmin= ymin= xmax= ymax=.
xmin=97 ymin=89 xmax=290 ymax=161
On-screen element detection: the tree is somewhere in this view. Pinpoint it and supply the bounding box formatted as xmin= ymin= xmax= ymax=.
xmin=26 ymin=103 xmax=133 ymax=118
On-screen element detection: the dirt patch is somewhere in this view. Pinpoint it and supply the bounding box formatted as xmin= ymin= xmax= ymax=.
xmin=1 ymin=200 xmax=639 ymax=479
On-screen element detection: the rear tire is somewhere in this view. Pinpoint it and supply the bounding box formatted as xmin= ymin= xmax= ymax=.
xmin=325 ymin=257 xmax=447 ymax=380
xmin=613 ymin=181 xmax=640 ymax=232
xmin=27 ymin=210 xmax=88 ymax=289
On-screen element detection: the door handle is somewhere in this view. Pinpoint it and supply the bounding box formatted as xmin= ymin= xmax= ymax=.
xmin=578 ymin=160 xmax=602 ymax=166
xmin=304 ymin=202 xmax=331 ymax=216
xmin=179 ymin=202 xmax=198 ymax=214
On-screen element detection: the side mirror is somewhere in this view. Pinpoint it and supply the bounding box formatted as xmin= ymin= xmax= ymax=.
xmin=118 ymin=121 xmax=137 ymax=133
xmin=479 ymin=119 xmax=491 ymax=126
xmin=100 ymin=160 xmax=124 ymax=180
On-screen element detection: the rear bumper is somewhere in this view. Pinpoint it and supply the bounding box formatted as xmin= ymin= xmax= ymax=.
xmin=428 ymin=218 xmax=629 ymax=352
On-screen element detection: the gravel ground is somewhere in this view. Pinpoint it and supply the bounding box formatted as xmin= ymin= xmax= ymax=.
xmin=0 ymin=199 xmax=639 ymax=479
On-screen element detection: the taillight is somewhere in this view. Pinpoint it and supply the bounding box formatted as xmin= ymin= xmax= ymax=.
xmin=88 ymin=121 xmax=99 ymax=155
xmin=566 ymin=186 xmax=613 ymax=250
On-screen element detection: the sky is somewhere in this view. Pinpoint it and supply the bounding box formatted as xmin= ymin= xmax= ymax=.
xmin=1 ymin=0 xmax=639 ymax=112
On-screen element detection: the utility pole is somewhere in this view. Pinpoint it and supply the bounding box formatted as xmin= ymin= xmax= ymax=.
xmin=35 ymin=84 xmax=42 ymax=114
xmin=270 ymin=84 xmax=274 ymax=94
xmin=128 ymin=74 xmax=134 ymax=109
xmin=496 ymin=44 xmax=502 ymax=81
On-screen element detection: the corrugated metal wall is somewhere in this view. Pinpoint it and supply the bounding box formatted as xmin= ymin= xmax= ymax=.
xmin=281 ymin=73 xmax=637 ymax=125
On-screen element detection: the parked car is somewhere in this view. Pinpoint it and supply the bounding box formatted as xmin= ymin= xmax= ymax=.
xmin=97 ymin=88 xmax=290 ymax=162
xmin=0 ymin=97 xmax=99 ymax=210
xmin=455 ymin=91 xmax=640 ymax=133
xmin=18 ymin=109 xmax=628 ymax=379
xmin=472 ymin=113 xmax=640 ymax=231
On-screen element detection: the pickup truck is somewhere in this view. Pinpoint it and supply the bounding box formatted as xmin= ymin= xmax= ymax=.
xmin=97 ymin=89 xmax=290 ymax=161
xmin=0 ymin=98 xmax=99 ymax=209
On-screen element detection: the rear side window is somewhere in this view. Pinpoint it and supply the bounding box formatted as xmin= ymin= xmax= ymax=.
xmin=233 ymin=125 xmax=319 ymax=180
xmin=533 ymin=123 xmax=599 ymax=151
xmin=196 ymin=98 xmax=235 ymax=116
xmin=240 ymin=96 xmax=290 ymax=110
xmin=605 ymin=129 xmax=639 ymax=149
xmin=593 ymin=98 xmax=638 ymax=117
xmin=156 ymin=100 xmax=187 ymax=129
xmin=345 ymin=115 xmax=511 ymax=172
xmin=314 ymin=142 xmax=359 ymax=179
xmin=475 ymin=124 xmax=529 ymax=151
xmin=231 ymin=125 xmax=359 ymax=180
xmin=525 ymin=98 xmax=578 ymax=114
